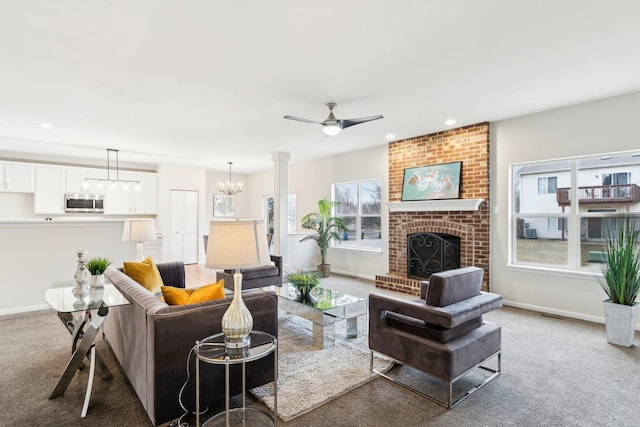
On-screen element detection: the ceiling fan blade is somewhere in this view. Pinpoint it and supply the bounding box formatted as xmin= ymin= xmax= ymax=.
xmin=283 ymin=115 xmax=323 ymax=125
xmin=339 ymin=115 xmax=384 ymax=129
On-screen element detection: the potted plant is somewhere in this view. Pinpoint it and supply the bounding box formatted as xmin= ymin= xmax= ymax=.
xmin=85 ymin=257 xmax=112 ymax=288
xmin=287 ymin=271 xmax=321 ymax=305
xmin=300 ymin=198 xmax=348 ymax=277
xmin=597 ymin=215 xmax=640 ymax=347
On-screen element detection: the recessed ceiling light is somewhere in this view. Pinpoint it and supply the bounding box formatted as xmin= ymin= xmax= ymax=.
xmin=386 ymin=134 xmax=395 ymax=140
xmin=40 ymin=123 xmax=53 ymax=128
xmin=445 ymin=119 xmax=456 ymax=126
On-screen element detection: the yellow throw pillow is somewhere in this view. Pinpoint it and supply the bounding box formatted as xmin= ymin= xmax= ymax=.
xmin=123 ymin=256 xmax=164 ymax=296
xmin=161 ymin=279 xmax=226 ymax=305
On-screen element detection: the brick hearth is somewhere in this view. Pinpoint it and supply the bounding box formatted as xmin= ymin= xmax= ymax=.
xmin=376 ymin=123 xmax=490 ymax=295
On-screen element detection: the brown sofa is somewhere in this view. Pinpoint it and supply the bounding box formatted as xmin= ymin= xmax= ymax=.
xmin=104 ymin=262 xmax=278 ymax=426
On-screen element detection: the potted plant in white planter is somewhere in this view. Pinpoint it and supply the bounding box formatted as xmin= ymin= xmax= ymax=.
xmin=300 ymin=198 xmax=348 ymax=277
xmin=86 ymin=257 xmax=112 ymax=288
xmin=598 ymin=215 xmax=640 ymax=347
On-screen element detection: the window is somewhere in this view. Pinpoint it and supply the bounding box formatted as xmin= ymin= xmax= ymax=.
xmin=333 ymin=179 xmax=381 ymax=250
xmin=512 ymin=151 xmax=640 ymax=272
xmin=546 ymin=217 xmax=564 ymax=231
xmin=537 ymin=176 xmax=557 ymax=194
xmin=265 ymin=194 xmax=296 ymax=238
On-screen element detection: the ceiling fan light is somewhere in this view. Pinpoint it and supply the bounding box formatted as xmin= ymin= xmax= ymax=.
xmin=323 ymin=124 xmax=341 ymax=136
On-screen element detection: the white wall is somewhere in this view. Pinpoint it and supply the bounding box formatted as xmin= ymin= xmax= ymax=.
xmin=0 ymin=221 xmax=134 ymax=314
xmin=491 ymin=90 xmax=640 ymax=327
xmin=245 ymin=144 xmax=389 ymax=279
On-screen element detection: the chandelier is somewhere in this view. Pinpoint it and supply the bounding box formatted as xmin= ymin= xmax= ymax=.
xmin=83 ymin=149 xmax=141 ymax=191
xmin=218 ymin=161 xmax=242 ymax=195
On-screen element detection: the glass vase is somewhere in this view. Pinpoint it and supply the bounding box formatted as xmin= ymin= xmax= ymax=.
xmin=221 ymin=270 xmax=253 ymax=350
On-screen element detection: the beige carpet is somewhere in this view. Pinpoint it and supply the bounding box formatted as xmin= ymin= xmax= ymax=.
xmin=251 ymin=311 xmax=393 ymax=422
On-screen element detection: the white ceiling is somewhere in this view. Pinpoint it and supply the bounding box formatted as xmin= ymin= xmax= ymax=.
xmin=1 ymin=1 xmax=639 ymax=173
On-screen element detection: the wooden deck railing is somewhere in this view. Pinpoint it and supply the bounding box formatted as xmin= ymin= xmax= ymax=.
xmin=557 ymin=184 xmax=640 ymax=206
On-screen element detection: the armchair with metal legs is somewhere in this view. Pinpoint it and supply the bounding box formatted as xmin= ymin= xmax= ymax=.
xmin=369 ymin=267 xmax=502 ymax=409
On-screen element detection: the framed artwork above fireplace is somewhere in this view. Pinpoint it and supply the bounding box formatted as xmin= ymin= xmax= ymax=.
xmin=401 ymin=161 xmax=462 ymax=201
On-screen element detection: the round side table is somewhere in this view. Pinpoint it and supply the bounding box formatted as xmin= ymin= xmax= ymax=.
xmin=194 ymin=330 xmax=278 ymax=427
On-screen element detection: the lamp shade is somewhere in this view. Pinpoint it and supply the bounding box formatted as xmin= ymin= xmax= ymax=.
xmin=205 ymin=219 xmax=270 ymax=270
xmin=122 ymin=219 xmax=157 ymax=242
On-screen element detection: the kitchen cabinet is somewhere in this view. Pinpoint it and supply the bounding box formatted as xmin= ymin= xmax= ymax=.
xmin=0 ymin=161 xmax=35 ymax=193
xmin=65 ymin=167 xmax=107 ymax=195
xmin=104 ymin=172 xmax=157 ymax=215
xmin=34 ymin=166 xmax=65 ymax=214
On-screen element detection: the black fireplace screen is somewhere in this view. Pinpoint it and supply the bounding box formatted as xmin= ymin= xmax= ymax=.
xmin=407 ymin=233 xmax=460 ymax=279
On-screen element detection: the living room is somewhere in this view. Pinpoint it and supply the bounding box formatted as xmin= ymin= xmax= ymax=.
xmin=1 ymin=2 xmax=640 ymax=426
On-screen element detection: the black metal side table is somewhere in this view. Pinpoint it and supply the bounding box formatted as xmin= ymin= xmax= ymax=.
xmin=194 ymin=330 xmax=278 ymax=427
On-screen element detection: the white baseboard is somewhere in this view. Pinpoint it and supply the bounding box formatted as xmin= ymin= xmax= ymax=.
xmin=502 ymin=299 xmax=640 ymax=331
xmin=0 ymin=303 xmax=49 ymax=317
xmin=327 ymin=269 xmax=376 ymax=282
xmin=502 ymin=300 xmax=605 ymax=324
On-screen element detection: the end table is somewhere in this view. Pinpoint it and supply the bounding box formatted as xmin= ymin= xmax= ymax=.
xmin=45 ymin=280 xmax=130 ymax=417
xmin=194 ymin=330 xmax=278 ymax=427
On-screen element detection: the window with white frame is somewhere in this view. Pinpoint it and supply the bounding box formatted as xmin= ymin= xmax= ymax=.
xmin=333 ymin=179 xmax=381 ymax=250
xmin=512 ymin=151 xmax=640 ymax=272
xmin=537 ymin=176 xmax=557 ymax=194
xmin=265 ymin=194 xmax=296 ymax=238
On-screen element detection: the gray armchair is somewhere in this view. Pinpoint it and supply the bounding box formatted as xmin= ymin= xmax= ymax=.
xmin=369 ymin=266 xmax=502 ymax=409
xmin=216 ymin=255 xmax=283 ymax=291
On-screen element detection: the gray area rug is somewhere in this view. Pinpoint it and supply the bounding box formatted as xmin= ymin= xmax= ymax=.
xmin=251 ymin=311 xmax=393 ymax=422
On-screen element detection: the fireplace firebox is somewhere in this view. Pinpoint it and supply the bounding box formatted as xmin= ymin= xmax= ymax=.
xmin=407 ymin=233 xmax=460 ymax=279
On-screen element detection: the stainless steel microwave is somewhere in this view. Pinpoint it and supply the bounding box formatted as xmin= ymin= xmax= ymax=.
xmin=64 ymin=194 xmax=104 ymax=213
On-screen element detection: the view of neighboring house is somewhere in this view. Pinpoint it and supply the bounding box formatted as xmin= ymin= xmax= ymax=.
xmin=515 ymin=153 xmax=640 ymax=240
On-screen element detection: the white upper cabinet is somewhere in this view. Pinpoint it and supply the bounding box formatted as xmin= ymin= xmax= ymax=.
xmin=104 ymin=171 xmax=157 ymax=215
xmin=0 ymin=161 xmax=35 ymax=193
xmin=134 ymin=172 xmax=157 ymax=215
xmin=65 ymin=167 xmax=107 ymax=195
xmin=34 ymin=166 xmax=65 ymax=214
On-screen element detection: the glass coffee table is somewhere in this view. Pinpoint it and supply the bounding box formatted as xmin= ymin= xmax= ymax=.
xmin=272 ymin=283 xmax=367 ymax=349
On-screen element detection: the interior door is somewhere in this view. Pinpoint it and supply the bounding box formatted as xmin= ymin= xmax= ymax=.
xmin=169 ymin=190 xmax=199 ymax=264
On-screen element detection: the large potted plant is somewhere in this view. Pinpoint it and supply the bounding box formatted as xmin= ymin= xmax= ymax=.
xmin=300 ymin=198 xmax=348 ymax=277
xmin=598 ymin=215 xmax=640 ymax=347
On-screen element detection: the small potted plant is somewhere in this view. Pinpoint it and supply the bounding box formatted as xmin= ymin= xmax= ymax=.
xmin=300 ymin=198 xmax=349 ymax=277
xmin=287 ymin=271 xmax=321 ymax=305
xmin=597 ymin=215 xmax=640 ymax=347
xmin=85 ymin=257 xmax=112 ymax=288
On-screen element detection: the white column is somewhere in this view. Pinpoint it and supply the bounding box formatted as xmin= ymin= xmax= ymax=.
xmin=272 ymin=152 xmax=290 ymax=265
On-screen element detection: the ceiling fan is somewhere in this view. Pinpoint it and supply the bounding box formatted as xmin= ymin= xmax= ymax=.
xmin=284 ymin=102 xmax=383 ymax=136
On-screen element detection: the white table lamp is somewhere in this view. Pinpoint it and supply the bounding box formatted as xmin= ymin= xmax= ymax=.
xmin=205 ymin=219 xmax=270 ymax=350
xmin=122 ymin=219 xmax=157 ymax=262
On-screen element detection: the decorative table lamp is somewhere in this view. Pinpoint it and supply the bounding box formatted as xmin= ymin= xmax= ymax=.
xmin=205 ymin=219 xmax=270 ymax=351
xmin=122 ymin=219 xmax=157 ymax=261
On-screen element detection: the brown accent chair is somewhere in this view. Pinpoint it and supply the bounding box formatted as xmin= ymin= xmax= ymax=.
xmin=216 ymin=255 xmax=283 ymax=291
xmin=104 ymin=262 xmax=278 ymax=426
xmin=369 ymin=266 xmax=502 ymax=408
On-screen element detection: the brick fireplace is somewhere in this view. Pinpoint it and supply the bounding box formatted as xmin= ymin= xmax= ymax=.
xmin=375 ymin=123 xmax=490 ymax=295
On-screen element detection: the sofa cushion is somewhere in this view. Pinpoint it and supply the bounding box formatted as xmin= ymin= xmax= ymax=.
xmin=228 ymin=265 xmax=279 ymax=280
xmin=161 ymin=279 xmax=225 ymax=305
xmin=386 ymin=311 xmax=483 ymax=343
xmin=123 ymin=256 xmax=164 ymax=296
xmin=426 ymin=266 xmax=483 ymax=307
